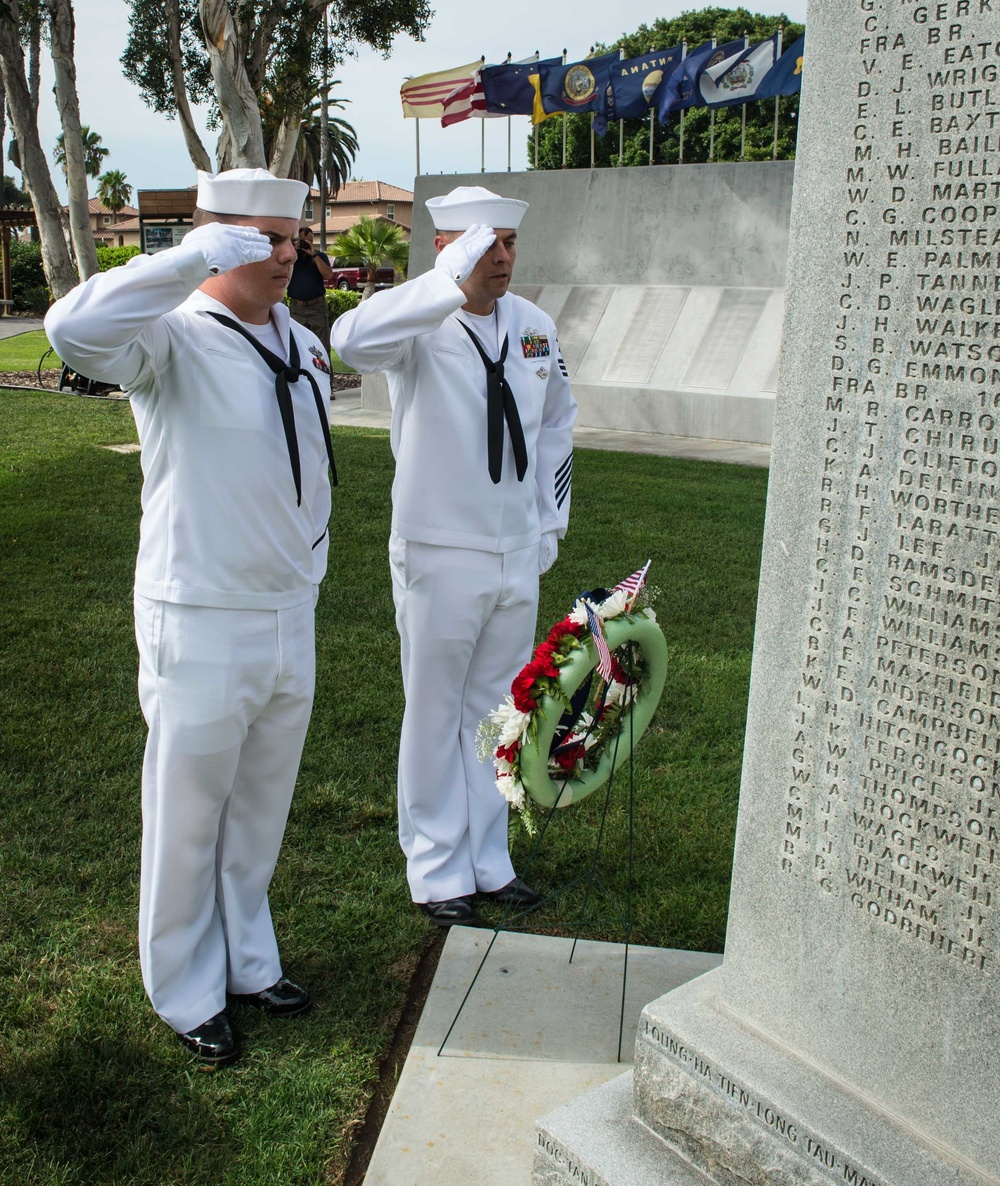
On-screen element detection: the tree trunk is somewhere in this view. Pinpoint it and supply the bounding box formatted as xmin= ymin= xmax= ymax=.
xmin=200 ymin=0 xmax=266 ymax=168
xmin=47 ymin=0 xmax=99 ymax=280
xmin=165 ymin=0 xmax=211 ymax=173
xmin=0 ymin=8 xmax=77 ymax=299
xmin=267 ymin=113 xmax=301 ymax=179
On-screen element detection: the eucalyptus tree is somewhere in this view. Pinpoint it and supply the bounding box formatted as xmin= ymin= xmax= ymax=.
xmin=0 ymin=0 xmax=76 ymax=297
xmin=262 ymin=84 xmax=357 ymax=192
xmin=122 ymin=0 xmax=431 ymax=175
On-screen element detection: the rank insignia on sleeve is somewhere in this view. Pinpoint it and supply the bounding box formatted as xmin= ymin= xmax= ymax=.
xmin=521 ymin=329 xmax=550 ymax=359
xmin=309 ymin=345 xmax=332 ymax=375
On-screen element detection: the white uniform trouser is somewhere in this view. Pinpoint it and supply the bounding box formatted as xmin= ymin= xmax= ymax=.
xmin=389 ymin=534 xmax=540 ymax=903
xmin=134 ymin=595 xmax=315 ymax=1034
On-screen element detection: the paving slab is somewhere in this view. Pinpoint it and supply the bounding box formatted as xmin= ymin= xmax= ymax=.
xmin=328 ymin=386 xmax=770 ymax=466
xmin=362 ymin=928 xmax=720 ymax=1186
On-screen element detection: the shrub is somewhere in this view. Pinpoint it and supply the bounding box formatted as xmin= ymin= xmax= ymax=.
xmin=10 ymin=239 xmax=49 ymax=314
xmin=326 ymin=288 xmax=360 ymax=323
xmin=96 ymin=245 xmax=141 ymax=271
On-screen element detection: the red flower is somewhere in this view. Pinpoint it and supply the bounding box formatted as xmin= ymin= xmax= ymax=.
xmin=553 ymin=743 xmax=585 ymax=772
xmin=512 ymin=669 xmax=538 ymax=712
xmin=496 ymin=743 xmax=520 ymax=763
xmin=547 ymin=617 xmax=582 ymax=644
xmin=531 ymin=641 xmax=560 ymax=678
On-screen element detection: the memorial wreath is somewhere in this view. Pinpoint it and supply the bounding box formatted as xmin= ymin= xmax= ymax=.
xmin=477 ymin=565 xmax=668 ymax=833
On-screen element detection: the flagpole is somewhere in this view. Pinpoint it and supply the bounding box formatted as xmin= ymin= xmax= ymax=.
xmin=590 ymin=113 xmax=595 ymax=168
xmin=505 ymin=52 xmax=512 ymax=172
xmin=561 ymin=49 xmax=567 ymax=169
xmin=678 ymin=39 xmax=687 ymax=164
xmin=481 ymin=116 xmax=485 ymax=173
xmin=708 ymin=37 xmax=717 ymax=162
xmin=740 ymin=29 xmax=749 ymax=160
xmin=534 ymin=123 xmax=539 ymax=169
xmin=415 ymin=118 xmax=420 ymax=177
xmin=618 ymin=47 xmax=624 ymax=166
xmin=772 ymin=27 xmax=783 ymax=159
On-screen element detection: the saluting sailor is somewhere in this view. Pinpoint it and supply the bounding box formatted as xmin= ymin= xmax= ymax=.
xmin=45 ymin=168 xmax=335 ymax=1066
xmin=331 ymin=185 xmax=576 ymax=926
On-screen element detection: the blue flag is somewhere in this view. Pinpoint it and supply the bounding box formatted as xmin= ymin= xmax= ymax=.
xmin=482 ymin=56 xmax=561 ymax=115
xmin=608 ymin=46 xmax=683 ymax=121
xmin=697 ymin=35 xmax=781 ymax=109
xmin=538 ymin=51 xmax=619 ymax=117
xmin=755 ymin=35 xmax=804 ymax=99
xmin=657 ymin=38 xmax=744 ymax=120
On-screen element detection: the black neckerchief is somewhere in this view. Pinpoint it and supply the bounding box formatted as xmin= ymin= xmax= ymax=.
xmin=457 ymin=316 xmax=528 ymax=485
xmin=206 ymin=311 xmax=337 ymax=506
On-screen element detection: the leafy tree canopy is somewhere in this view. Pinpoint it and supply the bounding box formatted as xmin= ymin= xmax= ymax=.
xmin=532 ymin=6 xmax=803 ymax=170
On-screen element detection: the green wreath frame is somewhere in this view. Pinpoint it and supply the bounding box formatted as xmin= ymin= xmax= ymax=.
xmin=518 ymin=610 xmax=668 ymax=808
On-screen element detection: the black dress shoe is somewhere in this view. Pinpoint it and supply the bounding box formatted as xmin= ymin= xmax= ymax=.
xmin=418 ymin=897 xmax=480 ymax=927
xmin=233 ymin=978 xmax=312 ymax=1018
xmin=479 ymin=877 xmax=542 ymax=907
xmin=177 ymin=1011 xmax=240 ymax=1066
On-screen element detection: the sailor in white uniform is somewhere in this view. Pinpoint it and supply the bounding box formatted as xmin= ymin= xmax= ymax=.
xmin=331 ymin=186 xmax=576 ymax=926
xmin=45 ymin=168 xmax=334 ymax=1065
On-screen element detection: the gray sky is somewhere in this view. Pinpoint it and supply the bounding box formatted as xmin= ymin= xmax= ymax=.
xmin=21 ymin=0 xmax=807 ymax=202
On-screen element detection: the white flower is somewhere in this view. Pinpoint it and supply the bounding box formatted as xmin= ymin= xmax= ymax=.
xmin=598 ymin=588 xmax=630 ymax=620
xmin=490 ymin=695 xmax=532 ymax=746
xmin=497 ymin=773 xmax=526 ymax=810
xmin=494 ymin=755 xmax=515 ymax=778
xmin=568 ymin=598 xmax=592 ymax=627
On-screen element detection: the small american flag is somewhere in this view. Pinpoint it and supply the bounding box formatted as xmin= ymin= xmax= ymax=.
xmin=586 ymin=602 xmax=615 ymax=684
xmin=614 ymin=560 xmax=651 ymax=609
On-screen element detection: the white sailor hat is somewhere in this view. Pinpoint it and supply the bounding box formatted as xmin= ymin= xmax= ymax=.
xmin=426 ymin=185 xmax=528 ymax=231
xmin=196 ymin=168 xmax=308 ymax=219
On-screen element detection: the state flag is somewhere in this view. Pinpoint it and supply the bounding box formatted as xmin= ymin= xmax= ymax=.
xmin=607 ymin=46 xmax=683 ymax=121
xmin=657 ymin=38 xmax=744 ymax=120
xmin=482 ymin=56 xmax=561 ymax=115
xmin=400 ymin=61 xmax=483 ymax=119
xmin=698 ymin=35 xmax=779 ymax=108
xmin=538 ymin=50 xmax=619 ymax=117
xmin=755 ymin=35 xmax=804 ymax=100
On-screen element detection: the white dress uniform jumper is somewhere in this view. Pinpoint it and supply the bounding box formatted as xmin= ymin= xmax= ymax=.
xmin=45 ymin=235 xmax=333 ymax=1034
xmin=332 ymin=264 xmax=576 ymax=904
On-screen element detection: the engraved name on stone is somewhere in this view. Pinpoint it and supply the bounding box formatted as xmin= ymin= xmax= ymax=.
xmin=779 ymin=0 xmax=998 ymax=974
xmin=639 ymin=1021 xmax=885 ymax=1186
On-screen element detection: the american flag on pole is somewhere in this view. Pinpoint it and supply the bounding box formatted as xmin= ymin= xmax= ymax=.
xmin=614 ymin=560 xmax=651 ymax=609
xmin=441 ymin=68 xmax=487 ymax=126
xmin=585 ymin=602 xmax=615 ymax=684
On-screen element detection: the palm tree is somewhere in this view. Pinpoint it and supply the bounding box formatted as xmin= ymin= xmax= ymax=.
xmin=332 ymin=216 xmax=409 ymax=299
xmin=97 ymin=170 xmax=133 ymax=216
xmin=53 ymin=125 xmax=109 ymax=179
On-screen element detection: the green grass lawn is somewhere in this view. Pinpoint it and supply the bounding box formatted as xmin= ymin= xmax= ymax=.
xmin=0 ymin=388 xmax=768 ymax=1185
xmin=0 ymin=329 xmax=61 ymax=372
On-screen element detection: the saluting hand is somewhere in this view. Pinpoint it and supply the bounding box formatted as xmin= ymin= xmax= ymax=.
xmin=185 ymin=223 xmax=273 ymax=275
xmin=434 ymin=224 xmax=496 ymax=286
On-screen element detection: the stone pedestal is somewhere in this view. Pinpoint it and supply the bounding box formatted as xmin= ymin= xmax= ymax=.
xmin=534 ymin=1 xmax=1000 ymax=1182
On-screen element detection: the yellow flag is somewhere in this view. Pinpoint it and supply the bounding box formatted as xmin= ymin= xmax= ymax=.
xmin=401 ymin=61 xmax=483 ymax=119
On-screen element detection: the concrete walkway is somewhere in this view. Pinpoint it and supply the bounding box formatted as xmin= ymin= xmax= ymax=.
xmin=328 ymin=387 xmax=771 ymax=467
xmin=362 ymin=928 xmax=721 ymax=1186
xmin=0 ymin=316 xmax=44 ymax=339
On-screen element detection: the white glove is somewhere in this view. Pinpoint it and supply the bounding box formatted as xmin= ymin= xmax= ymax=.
xmin=434 ymin=224 xmax=496 ymax=285
xmin=538 ymin=531 xmax=559 ymax=575
xmin=184 ymin=222 xmax=273 ymax=276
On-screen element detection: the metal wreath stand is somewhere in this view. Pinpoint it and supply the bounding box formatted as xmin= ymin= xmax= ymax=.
xmin=438 ymin=596 xmax=668 ymax=1062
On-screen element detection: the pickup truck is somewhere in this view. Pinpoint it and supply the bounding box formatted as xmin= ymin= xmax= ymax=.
xmin=324 ymin=259 xmax=395 ymax=292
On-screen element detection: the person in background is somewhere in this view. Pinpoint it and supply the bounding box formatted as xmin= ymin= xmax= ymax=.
xmin=288 ymin=225 xmax=333 ymax=355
